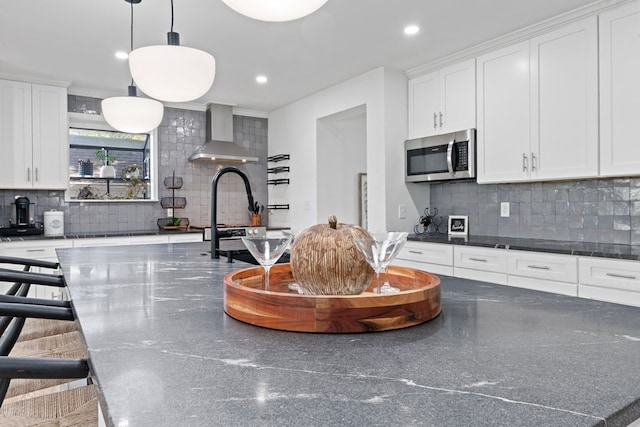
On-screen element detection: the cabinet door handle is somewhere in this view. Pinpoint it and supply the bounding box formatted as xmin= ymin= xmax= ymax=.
xmin=27 ymin=167 xmax=31 ymax=182
xmin=433 ymin=112 xmax=437 ymax=129
xmin=522 ymin=153 xmax=528 ymax=171
xmin=408 ymin=250 xmax=423 ymax=255
xmin=469 ymin=257 xmax=487 ymax=262
xmin=439 ymin=111 xmax=443 ymax=128
xmin=605 ymin=272 xmax=637 ymax=280
xmin=531 ymin=152 xmax=537 ymax=171
xmin=26 ymin=249 xmax=46 ymax=253
xmin=35 ymin=167 xmax=39 ymax=182
xmin=527 ymin=264 xmax=550 ymax=270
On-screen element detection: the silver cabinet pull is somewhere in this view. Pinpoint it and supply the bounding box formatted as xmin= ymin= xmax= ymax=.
xmin=531 ymin=152 xmax=537 ymax=171
xmin=439 ymin=111 xmax=443 ymax=128
xmin=469 ymin=257 xmax=487 ymax=262
xmin=433 ymin=112 xmax=437 ymax=129
xmin=527 ymin=264 xmax=550 ymax=270
xmin=26 ymin=249 xmax=46 ymax=252
xmin=35 ymin=167 xmax=39 ymax=182
xmin=408 ymin=250 xmax=423 ymax=255
xmin=522 ymin=153 xmax=528 ymax=171
xmin=605 ymin=272 xmax=637 ymax=280
xmin=27 ymin=167 xmax=31 ymax=182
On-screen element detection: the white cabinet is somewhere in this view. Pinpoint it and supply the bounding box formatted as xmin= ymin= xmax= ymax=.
xmin=0 ymin=80 xmax=68 ymax=189
xmin=453 ymin=246 xmax=508 ymax=285
xmin=393 ymin=241 xmax=454 ymax=276
xmin=476 ymin=17 xmax=598 ymax=183
xmin=507 ymin=250 xmax=578 ymax=296
xmin=407 ymin=59 xmax=475 ymax=138
xmin=167 ymin=233 xmax=204 ymax=243
xmin=578 ymin=257 xmax=640 ymax=307
xmin=0 ymin=239 xmax=73 ymax=299
xmin=599 ymin=2 xmax=640 ymax=177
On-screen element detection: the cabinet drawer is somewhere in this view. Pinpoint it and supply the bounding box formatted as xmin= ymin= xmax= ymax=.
xmin=578 ymin=257 xmax=640 ymax=292
xmin=0 ymin=240 xmax=73 ymax=262
xmin=392 ymin=258 xmax=453 ymax=277
xmin=507 ymin=250 xmax=577 ymax=283
xmin=168 ymin=233 xmax=203 ymax=243
xmin=397 ymin=241 xmax=453 ymax=266
xmin=454 ymin=246 xmax=507 ymax=273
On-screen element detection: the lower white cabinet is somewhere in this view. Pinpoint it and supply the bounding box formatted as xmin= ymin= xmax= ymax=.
xmin=507 ymin=250 xmax=578 ymax=296
xmin=453 ymin=246 xmax=508 ymax=285
xmin=0 ymin=239 xmax=73 ymax=299
xmin=393 ymin=241 xmax=454 ymax=276
xmin=168 ymin=233 xmax=205 ymax=243
xmin=578 ymin=257 xmax=640 ymax=307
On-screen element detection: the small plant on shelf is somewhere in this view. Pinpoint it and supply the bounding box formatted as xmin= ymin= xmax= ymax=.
xmin=96 ymin=148 xmax=117 ymax=178
xmin=121 ymin=164 xmax=146 ymax=199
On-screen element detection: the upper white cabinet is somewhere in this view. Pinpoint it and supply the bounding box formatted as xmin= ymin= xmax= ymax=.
xmin=476 ymin=16 xmax=598 ymax=183
xmin=599 ymin=2 xmax=640 ymax=177
xmin=407 ymin=59 xmax=475 ymax=139
xmin=0 ymin=80 xmax=68 ymax=189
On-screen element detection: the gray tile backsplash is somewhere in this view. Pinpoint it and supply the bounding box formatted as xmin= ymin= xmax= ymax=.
xmin=429 ymin=178 xmax=640 ymax=244
xmin=0 ymin=96 xmax=268 ymax=234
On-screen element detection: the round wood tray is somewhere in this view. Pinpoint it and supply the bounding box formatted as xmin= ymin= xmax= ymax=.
xmin=223 ymin=264 xmax=441 ymax=333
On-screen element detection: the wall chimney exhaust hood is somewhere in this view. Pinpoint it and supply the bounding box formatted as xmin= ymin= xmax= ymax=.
xmin=188 ymin=103 xmax=258 ymax=163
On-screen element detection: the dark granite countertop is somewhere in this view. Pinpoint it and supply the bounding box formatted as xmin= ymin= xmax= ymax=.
xmin=56 ymin=242 xmax=640 ymax=427
xmin=408 ymin=233 xmax=640 ymax=260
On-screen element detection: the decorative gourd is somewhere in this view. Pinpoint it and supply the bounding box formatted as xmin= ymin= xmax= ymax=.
xmin=290 ymin=215 xmax=374 ymax=295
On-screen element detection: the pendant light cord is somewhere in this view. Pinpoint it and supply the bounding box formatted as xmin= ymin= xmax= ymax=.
xmin=170 ymin=0 xmax=174 ymax=33
xmin=130 ymin=0 xmax=135 ymax=87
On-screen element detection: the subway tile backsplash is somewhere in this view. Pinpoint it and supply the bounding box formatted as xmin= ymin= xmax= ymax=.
xmin=429 ymin=178 xmax=640 ymax=245
xmin=0 ymin=96 xmax=267 ymax=234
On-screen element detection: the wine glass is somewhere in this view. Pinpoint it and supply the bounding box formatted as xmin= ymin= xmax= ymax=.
xmin=241 ymin=236 xmax=292 ymax=291
xmin=353 ymin=231 xmax=408 ymax=294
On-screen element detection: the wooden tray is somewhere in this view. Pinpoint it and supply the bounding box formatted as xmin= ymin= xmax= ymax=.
xmin=223 ymin=264 xmax=441 ymax=333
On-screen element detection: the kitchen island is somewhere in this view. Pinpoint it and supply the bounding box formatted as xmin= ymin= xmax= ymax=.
xmin=56 ymin=242 xmax=640 ymax=427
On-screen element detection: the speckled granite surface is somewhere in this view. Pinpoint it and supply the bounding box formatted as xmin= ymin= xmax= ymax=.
xmin=56 ymin=242 xmax=640 ymax=427
xmin=409 ymin=233 xmax=640 ymax=260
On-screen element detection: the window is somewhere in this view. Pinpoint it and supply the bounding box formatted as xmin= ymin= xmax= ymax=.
xmin=66 ymin=113 xmax=158 ymax=201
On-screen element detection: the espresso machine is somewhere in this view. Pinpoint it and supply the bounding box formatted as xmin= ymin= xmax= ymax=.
xmin=0 ymin=196 xmax=43 ymax=237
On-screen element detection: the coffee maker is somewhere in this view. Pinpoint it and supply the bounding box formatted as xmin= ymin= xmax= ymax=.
xmin=0 ymin=196 xmax=43 ymax=237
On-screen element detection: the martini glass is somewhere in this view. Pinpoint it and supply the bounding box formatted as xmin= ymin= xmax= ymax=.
xmin=353 ymin=231 xmax=408 ymax=294
xmin=241 ymin=236 xmax=292 ymax=291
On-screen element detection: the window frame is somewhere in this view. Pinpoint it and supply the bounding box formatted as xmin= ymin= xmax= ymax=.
xmin=65 ymin=112 xmax=159 ymax=203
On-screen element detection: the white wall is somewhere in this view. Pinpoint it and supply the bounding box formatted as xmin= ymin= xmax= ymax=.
xmin=268 ymin=66 xmax=428 ymax=233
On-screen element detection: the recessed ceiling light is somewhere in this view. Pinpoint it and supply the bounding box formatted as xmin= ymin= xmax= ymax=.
xmin=115 ymin=51 xmax=129 ymax=60
xmin=404 ymin=25 xmax=420 ymax=36
xmin=256 ymin=75 xmax=268 ymax=84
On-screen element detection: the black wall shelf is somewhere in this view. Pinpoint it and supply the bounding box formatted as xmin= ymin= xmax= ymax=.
xmin=267 ymin=154 xmax=290 ymax=162
xmin=268 ymin=178 xmax=290 ymax=185
xmin=267 ymin=166 xmax=290 ymax=174
xmin=267 ymin=204 xmax=290 ymax=210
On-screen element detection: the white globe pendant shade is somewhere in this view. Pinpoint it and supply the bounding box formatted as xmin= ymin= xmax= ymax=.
xmin=129 ymin=45 xmax=216 ymax=103
xmin=222 ymin=0 xmax=329 ymax=22
xmin=101 ymin=93 xmax=164 ymax=134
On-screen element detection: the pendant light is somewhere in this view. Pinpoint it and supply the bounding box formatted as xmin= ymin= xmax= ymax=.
xmin=128 ymin=0 xmax=216 ymax=103
xmin=102 ymin=0 xmax=164 ymax=134
xmin=221 ymin=0 xmax=329 ymax=22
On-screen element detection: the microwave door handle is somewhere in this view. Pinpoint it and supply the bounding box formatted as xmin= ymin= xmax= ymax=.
xmin=446 ymin=138 xmax=455 ymax=174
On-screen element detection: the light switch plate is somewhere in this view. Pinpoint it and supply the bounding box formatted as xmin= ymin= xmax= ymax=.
xmin=398 ymin=204 xmax=407 ymax=219
xmin=500 ymin=202 xmax=510 ymax=217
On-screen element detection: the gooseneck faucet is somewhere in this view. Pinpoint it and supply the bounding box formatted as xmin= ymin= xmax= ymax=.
xmin=211 ymin=166 xmax=255 ymax=259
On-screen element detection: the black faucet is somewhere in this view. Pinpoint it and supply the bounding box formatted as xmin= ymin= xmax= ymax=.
xmin=210 ymin=166 xmax=255 ymax=259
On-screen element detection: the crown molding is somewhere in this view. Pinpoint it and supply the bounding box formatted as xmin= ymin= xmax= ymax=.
xmin=0 ymin=71 xmax=70 ymax=88
xmin=406 ymin=0 xmax=632 ymax=79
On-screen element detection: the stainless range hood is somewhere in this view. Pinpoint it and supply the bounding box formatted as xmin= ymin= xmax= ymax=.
xmin=188 ymin=104 xmax=259 ymax=163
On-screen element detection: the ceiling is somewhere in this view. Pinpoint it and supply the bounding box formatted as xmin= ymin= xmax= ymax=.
xmin=0 ymin=0 xmax=600 ymax=113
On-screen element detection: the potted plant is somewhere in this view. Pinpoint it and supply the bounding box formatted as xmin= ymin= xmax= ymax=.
xmin=96 ymin=148 xmax=116 ymax=178
xmin=121 ymin=164 xmax=146 ymax=199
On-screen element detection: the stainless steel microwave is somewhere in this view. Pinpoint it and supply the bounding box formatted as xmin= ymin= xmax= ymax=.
xmin=405 ymin=129 xmax=476 ymax=183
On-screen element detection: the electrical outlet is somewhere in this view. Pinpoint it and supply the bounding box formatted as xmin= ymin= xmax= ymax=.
xmin=166 ymin=208 xmax=173 ymax=217
xmin=398 ymin=204 xmax=407 ymax=219
xmin=500 ymin=202 xmax=510 ymax=217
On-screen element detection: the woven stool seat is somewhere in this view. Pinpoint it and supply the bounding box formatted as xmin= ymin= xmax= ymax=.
xmin=17 ymin=318 xmax=77 ymax=343
xmin=0 ymin=384 xmax=98 ymax=426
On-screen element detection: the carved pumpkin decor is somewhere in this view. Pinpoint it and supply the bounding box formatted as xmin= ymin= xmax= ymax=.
xmin=290 ymin=215 xmax=374 ymax=295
